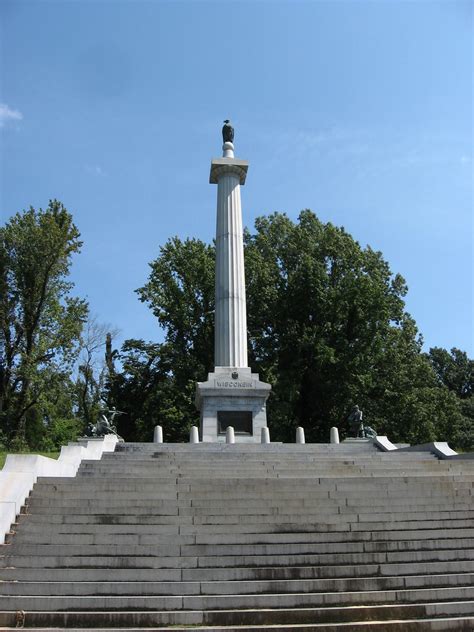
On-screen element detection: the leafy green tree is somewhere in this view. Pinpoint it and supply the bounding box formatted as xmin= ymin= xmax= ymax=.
xmin=25 ymin=369 xmax=81 ymax=451
xmin=110 ymin=238 xmax=215 ymax=442
xmin=110 ymin=340 xmax=194 ymax=443
xmin=427 ymin=347 xmax=473 ymax=399
xmin=426 ymin=347 xmax=474 ymax=449
xmin=0 ymin=201 xmax=88 ymax=448
xmin=244 ymin=211 xmax=455 ymax=443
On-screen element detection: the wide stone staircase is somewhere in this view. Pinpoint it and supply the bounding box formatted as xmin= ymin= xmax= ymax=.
xmin=1 ymin=441 xmax=473 ymax=630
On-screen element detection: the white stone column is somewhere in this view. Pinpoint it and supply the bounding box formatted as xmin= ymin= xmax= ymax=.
xmin=153 ymin=425 xmax=163 ymax=443
xmin=330 ymin=427 xmax=340 ymax=444
xmin=211 ymin=144 xmax=249 ymax=369
xmin=196 ymin=138 xmax=270 ymax=443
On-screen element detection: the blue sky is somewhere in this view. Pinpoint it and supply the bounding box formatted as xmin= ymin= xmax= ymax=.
xmin=1 ymin=0 xmax=472 ymax=356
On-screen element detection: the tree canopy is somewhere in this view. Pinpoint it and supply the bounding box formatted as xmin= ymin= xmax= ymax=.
xmin=111 ymin=210 xmax=472 ymax=449
xmin=1 ymin=205 xmax=471 ymax=450
xmin=0 ymin=201 xmax=88 ymax=449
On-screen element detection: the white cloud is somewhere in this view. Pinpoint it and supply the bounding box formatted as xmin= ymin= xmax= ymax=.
xmin=85 ymin=164 xmax=105 ymax=176
xmin=0 ymin=103 xmax=23 ymax=128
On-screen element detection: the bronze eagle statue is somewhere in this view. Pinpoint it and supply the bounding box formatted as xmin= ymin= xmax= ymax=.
xmin=222 ymin=119 xmax=234 ymax=143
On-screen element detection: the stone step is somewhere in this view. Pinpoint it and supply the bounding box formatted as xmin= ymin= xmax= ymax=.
xmin=15 ymin=503 xmax=474 ymax=520
xmin=25 ymin=488 xmax=473 ymax=507
xmin=1 ymin=560 xmax=473 ymax=582
xmin=20 ymin=491 xmax=474 ymax=512
xmin=2 ymin=548 xmax=473 ymax=569
xmin=114 ymin=443 xmax=383 ymax=452
xmin=5 ymin=536 xmax=474 ymax=554
xmin=11 ymin=526 xmax=474 ymax=545
xmin=78 ymin=460 xmax=457 ymax=469
xmin=31 ymin=480 xmax=474 ymax=497
xmin=93 ymin=467 xmax=473 ymax=476
xmin=97 ymin=459 xmax=444 ymax=467
xmin=23 ymin=498 xmax=474 ymax=517
xmin=1 ymin=585 xmax=474 ymax=611
xmin=33 ymin=478 xmax=474 ymax=493
xmin=1 ymin=618 xmax=474 ymax=632
xmin=1 ymin=572 xmax=472 ymax=596
xmin=106 ymin=461 xmax=447 ymax=469
xmin=13 ymin=515 xmax=474 ymax=534
xmin=25 ymin=495 xmax=473 ymax=511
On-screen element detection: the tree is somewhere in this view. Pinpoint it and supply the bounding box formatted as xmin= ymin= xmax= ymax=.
xmin=110 ymin=340 xmax=194 ymax=443
xmin=243 ymin=211 xmax=452 ymax=443
xmin=427 ymin=347 xmax=473 ymax=399
xmin=426 ymin=347 xmax=474 ymax=449
xmin=74 ymin=317 xmax=119 ymax=429
xmin=0 ymin=201 xmax=88 ymax=448
xmin=111 ymin=238 xmax=215 ymax=442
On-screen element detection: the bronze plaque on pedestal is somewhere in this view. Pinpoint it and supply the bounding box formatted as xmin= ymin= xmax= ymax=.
xmin=217 ymin=411 xmax=253 ymax=435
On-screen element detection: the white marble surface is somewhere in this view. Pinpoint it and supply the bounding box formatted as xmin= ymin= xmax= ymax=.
xmin=0 ymin=436 xmax=118 ymax=542
xmin=196 ymin=367 xmax=271 ymax=443
xmin=214 ymin=169 xmax=248 ymax=368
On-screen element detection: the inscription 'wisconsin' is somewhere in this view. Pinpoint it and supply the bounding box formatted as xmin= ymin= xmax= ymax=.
xmin=215 ymin=380 xmax=254 ymax=389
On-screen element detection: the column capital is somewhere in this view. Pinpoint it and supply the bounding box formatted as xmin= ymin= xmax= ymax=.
xmin=210 ymin=158 xmax=248 ymax=185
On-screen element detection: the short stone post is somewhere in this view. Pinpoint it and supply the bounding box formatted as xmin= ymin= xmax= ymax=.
xmin=226 ymin=426 xmax=235 ymax=444
xmin=296 ymin=426 xmax=305 ymax=444
xmin=153 ymin=425 xmax=163 ymax=443
xmin=190 ymin=426 xmax=200 ymax=443
xmin=330 ymin=427 xmax=340 ymax=444
xmin=261 ymin=427 xmax=270 ymax=444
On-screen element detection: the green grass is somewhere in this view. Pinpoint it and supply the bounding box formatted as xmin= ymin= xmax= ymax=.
xmin=0 ymin=451 xmax=60 ymax=470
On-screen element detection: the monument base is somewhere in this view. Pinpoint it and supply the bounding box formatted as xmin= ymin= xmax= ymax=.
xmin=195 ymin=367 xmax=271 ymax=443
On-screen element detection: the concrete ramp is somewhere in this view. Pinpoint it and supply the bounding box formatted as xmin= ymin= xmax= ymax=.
xmin=1 ymin=441 xmax=473 ymax=630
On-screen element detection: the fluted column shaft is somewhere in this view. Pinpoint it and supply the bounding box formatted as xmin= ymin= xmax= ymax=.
xmin=214 ymin=170 xmax=248 ymax=368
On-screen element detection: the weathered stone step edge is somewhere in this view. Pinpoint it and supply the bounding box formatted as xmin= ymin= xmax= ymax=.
xmin=0 ymin=600 xmax=473 ymax=626
xmin=75 ymin=464 xmax=474 ymax=473
xmin=18 ymin=496 xmax=474 ymax=516
xmin=10 ymin=519 xmax=474 ymax=535
xmin=23 ymin=503 xmax=473 ymax=516
xmin=27 ymin=488 xmax=474 ymax=501
xmin=2 ymin=560 xmax=472 ymax=582
xmin=1 ymin=572 xmax=472 ymax=595
xmin=11 ymin=527 xmax=474 ymax=545
xmin=3 ymin=548 xmax=473 ymax=569
xmin=27 ymin=490 xmax=474 ymax=502
xmin=1 ymin=585 xmax=474 ymax=611
xmin=1 ymin=619 xmax=473 ymax=631
xmin=16 ymin=508 xmax=474 ymax=525
xmin=5 ymin=537 xmax=474 ymax=557
xmin=32 ymin=481 xmax=474 ymax=491
xmin=75 ymin=473 xmax=474 ymax=483
xmin=5 ymin=539 xmax=474 ymax=557
xmin=25 ymin=497 xmax=474 ymax=511
xmin=13 ymin=519 xmax=474 ymax=532
xmin=77 ymin=466 xmax=465 ymax=474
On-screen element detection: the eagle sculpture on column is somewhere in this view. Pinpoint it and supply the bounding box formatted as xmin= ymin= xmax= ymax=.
xmin=222 ymin=120 xmax=234 ymax=143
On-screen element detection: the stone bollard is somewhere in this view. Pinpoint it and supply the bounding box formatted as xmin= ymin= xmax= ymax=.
xmin=189 ymin=426 xmax=200 ymax=443
xmin=330 ymin=427 xmax=340 ymax=444
xmin=261 ymin=427 xmax=270 ymax=444
xmin=153 ymin=425 xmax=163 ymax=443
xmin=296 ymin=426 xmax=305 ymax=444
xmin=226 ymin=426 xmax=235 ymax=444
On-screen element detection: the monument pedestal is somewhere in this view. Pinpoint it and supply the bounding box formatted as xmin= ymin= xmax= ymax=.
xmin=196 ymin=367 xmax=271 ymax=443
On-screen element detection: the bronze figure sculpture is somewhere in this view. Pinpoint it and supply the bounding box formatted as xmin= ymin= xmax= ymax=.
xmin=222 ymin=119 xmax=234 ymax=143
